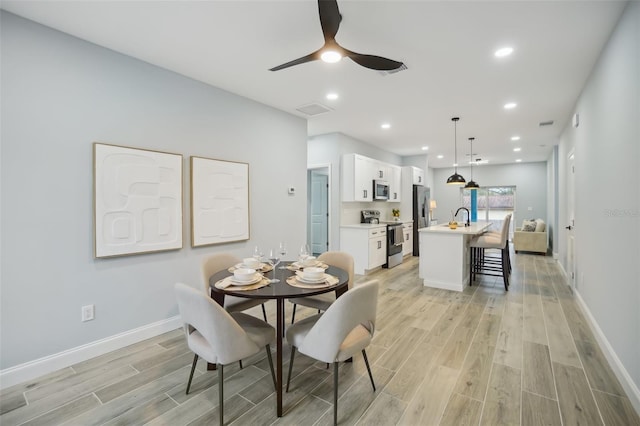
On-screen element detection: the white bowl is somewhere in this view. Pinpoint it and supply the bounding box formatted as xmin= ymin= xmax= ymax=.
xmin=302 ymin=267 xmax=324 ymax=280
xmin=302 ymin=256 xmax=317 ymax=267
xmin=243 ymin=257 xmax=261 ymax=269
xmin=234 ymin=268 xmax=256 ymax=281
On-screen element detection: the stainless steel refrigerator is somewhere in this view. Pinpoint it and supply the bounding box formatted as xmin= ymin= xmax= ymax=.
xmin=412 ymin=185 xmax=430 ymax=256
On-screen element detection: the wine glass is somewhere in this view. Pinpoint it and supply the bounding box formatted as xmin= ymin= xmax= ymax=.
xmin=299 ymin=244 xmax=310 ymax=263
xmin=268 ymin=248 xmax=281 ymax=283
xmin=253 ymin=245 xmax=263 ymax=261
xmin=278 ymin=242 xmax=288 ymax=269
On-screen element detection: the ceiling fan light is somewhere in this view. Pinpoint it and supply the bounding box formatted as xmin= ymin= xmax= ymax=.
xmin=321 ymin=50 xmax=342 ymax=63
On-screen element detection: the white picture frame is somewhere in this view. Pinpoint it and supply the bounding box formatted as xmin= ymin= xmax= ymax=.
xmin=190 ymin=156 xmax=250 ymax=247
xmin=93 ymin=143 xmax=183 ymax=258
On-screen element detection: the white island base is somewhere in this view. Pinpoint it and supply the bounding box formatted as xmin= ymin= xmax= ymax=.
xmin=419 ymin=222 xmax=492 ymax=292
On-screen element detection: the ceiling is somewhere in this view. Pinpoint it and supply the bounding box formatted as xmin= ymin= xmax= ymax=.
xmin=1 ymin=1 xmax=627 ymax=167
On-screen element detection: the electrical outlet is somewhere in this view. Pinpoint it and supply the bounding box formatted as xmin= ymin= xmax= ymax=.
xmin=82 ymin=304 xmax=95 ymax=322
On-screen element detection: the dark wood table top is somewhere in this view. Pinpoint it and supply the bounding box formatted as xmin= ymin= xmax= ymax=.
xmin=209 ymin=261 xmax=349 ymax=301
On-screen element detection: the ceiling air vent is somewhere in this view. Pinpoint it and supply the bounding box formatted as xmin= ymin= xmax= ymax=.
xmin=539 ymin=120 xmax=554 ymax=127
xmin=378 ymin=64 xmax=408 ymax=76
xmin=296 ymin=102 xmax=333 ymax=116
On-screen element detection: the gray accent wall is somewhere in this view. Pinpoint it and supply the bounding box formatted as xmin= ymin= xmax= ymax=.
xmin=557 ymin=0 xmax=639 ymax=396
xmin=432 ymin=162 xmax=548 ymax=227
xmin=1 ymin=12 xmax=308 ymax=369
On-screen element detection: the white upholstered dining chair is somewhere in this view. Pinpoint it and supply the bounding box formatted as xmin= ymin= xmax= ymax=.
xmin=289 ymin=251 xmax=354 ymax=323
xmin=285 ymin=280 xmax=379 ymax=426
xmin=175 ymin=282 xmax=276 ymax=426
xmin=201 ymin=253 xmax=268 ymax=321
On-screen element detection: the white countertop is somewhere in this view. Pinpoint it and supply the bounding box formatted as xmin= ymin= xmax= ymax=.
xmin=419 ymin=221 xmax=492 ymax=235
xmin=340 ymin=223 xmax=387 ymax=229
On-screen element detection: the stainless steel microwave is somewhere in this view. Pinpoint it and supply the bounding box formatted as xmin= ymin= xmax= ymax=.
xmin=373 ymin=180 xmax=389 ymax=200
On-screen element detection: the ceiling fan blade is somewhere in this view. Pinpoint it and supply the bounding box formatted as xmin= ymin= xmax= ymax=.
xmin=345 ymin=50 xmax=406 ymax=71
xmin=269 ymin=50 xmax=322 ymax=71
xmin=318 ymin=0 xmax=342 ymax=41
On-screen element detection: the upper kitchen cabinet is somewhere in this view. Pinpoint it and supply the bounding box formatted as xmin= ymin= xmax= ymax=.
xmin=388 ymin=165 xmax=402 ymax=202
xmin=373 ymin=162 xmax=390 ymax=180
xmin=342 ymin=153 xmax=375 ymax=202
xmin=404 ymin=166 xmax=425 ymax=186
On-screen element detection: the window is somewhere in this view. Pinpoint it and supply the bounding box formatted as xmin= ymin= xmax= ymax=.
xmin=462 ymin=186 xmax=516 ymax=237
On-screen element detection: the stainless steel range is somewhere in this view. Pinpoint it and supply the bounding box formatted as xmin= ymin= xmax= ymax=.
xmin=361 ymin=210 xmax=404 ymax=269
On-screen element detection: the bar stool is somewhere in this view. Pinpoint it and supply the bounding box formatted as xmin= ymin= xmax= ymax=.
xmin=470 ymin=214 xmax=511 ymax=290
xmin=483 ymin=214 xmax=512 ymax=273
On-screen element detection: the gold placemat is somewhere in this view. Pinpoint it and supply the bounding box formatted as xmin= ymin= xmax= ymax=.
xmin=286 ymin=274 xmax=338 ymax=289
xmin=286 ymin=261 xmax=329 ymax=271
xmin=228 ymin=263 xmax=274 ymax=273
xmin=215 ymin=276 xmax=271 ymax=291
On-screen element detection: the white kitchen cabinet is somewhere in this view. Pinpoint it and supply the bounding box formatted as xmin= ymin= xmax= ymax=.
xmin=373 ymin=162 xmax=389 ymax=180
xmin=342 ymin=154 xmax=375 ymax=202
xmin=402 ymin=166 xmax=425 ymax=186
xmin=388 ymin=165 xmax=402 ymax=202
xmin=340 ymin=225 xmax=387 ymax=275
xmin=402 ymin=222 xmax=414 ymax=256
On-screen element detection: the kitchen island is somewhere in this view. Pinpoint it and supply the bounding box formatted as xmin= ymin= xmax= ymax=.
xmin=418 ymin=221 xmax=492 ymax=291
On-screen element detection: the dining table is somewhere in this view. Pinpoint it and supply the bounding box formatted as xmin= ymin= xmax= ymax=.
xmin=209 ymin=260 xmax=349 ymax=417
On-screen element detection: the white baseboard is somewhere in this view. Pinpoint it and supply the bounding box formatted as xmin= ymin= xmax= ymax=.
xmin=574 ymin=291 xmax=640 ymax=415
xmin=0 ymin=316 xmax=182 ymax=390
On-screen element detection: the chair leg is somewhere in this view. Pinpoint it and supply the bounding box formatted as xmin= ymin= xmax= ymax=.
xmin=261 ymin=304 xmax=267 ymax=322
xmin=265 ymin=345 xmax=276 ymax=391
xmin=238 ymin=360 xmax=243 ymax=369
xmin=333 ymin=362 xmax=339 ymax=426
xmin=362 ymin=349 xmax=376 ymax=392
xmin=218 ymin=363 xmax=224 ymax=426
xmin=286 ymin=346 xmax=296 ymax=392
xmin=291 ymin=304 xmax=297 ymax=324
xmin=186 ymin=353 xmax=198 ymax=394
xmin=501 ymin=249 xmax=509 ymax=291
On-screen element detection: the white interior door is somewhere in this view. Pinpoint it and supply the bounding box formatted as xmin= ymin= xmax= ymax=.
xmin=567 ymin=150 xmax=576 ymax=290
xmin=310 ymin=171 xmax=328 ymax=255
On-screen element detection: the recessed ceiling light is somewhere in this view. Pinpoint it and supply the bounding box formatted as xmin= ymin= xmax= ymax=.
xmin=511 ymin=136 xmax=520 ymax=141
xmin=421 ymin=146 xmax=429 ymax=151
xmin=321 ymin=50 xmax=342 ymax=63
xmin=381 ymin=123 xmax=391 ymax=129
xmin=513 ymin=147 xmax=521 ymax=152
xmin=515 ymin=159 xmax=522 ymax=163
xmin=494 ymin=47 xmax=514 ymax=58
xmin=326 ymin=92 xmax=339 ymax=100
xmin=504 ymin=102 xmax=517 ymax=110
xmin=437 ymin=155 xmax=444 ymax=159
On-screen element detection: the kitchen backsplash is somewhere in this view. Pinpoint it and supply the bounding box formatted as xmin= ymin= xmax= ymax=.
xmin=341 ymin=201 xmax=398 ymax=224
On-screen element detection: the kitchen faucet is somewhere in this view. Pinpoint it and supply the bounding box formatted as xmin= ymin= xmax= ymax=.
xmin=455 ymin=207 xmax=470 ymax=227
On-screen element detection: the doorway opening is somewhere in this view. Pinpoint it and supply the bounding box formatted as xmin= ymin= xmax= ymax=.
xmin=307 ymin=164 xmax=331 ymax=256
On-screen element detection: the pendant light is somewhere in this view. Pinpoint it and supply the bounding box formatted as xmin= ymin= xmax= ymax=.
xmin=464 ymin=137 xmax=480 ymax=190
xmin=446 ymin=117 xmax=466 ymax=185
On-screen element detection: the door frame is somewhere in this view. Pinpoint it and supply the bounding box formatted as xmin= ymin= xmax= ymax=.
xmin=566 ymin=149 xmax=576 ymax=291
xmin=307 ymin=163 xmax=332 ymax=253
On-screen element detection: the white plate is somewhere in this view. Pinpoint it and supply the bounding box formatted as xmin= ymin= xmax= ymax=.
xmin=295 ymin=272 xmax=327 ymax=284
xmin=230 ymin=274 xmax=262 ymax=286
xmin=236 ymin=262 xmax=266 ymax=270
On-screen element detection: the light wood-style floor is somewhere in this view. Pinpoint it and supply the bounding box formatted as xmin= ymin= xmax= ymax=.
xmin=2 ymin=253 xmax=639 ymax=425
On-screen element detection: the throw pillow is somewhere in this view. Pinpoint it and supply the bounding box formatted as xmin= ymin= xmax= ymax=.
xmin=535 ymin=219 xmax=546 ymax=233
xmin=523 ymin=222 xmax=536 ymax=232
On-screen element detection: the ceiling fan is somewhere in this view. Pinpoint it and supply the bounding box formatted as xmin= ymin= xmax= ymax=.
xmin=269 ymin=0 xmax=406 ymax=72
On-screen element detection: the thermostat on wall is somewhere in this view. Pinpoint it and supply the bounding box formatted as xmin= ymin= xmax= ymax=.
xmin=288 ymin=186 xmax=296 ymax=195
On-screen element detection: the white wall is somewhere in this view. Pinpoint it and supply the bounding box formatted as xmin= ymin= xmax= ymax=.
xmin=432 ymin=162 xmax=548 ymax=227
xmin=557 ymin=0 xmax=639 ymax=403
xmin=0 ymin=12 xmax=308 ymax=374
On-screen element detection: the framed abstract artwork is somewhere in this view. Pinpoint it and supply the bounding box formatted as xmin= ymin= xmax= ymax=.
xmin=93 ymin=143 xmax=183 ymax=258
xmin=190 ymin=156 xmax=250 ymax=247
